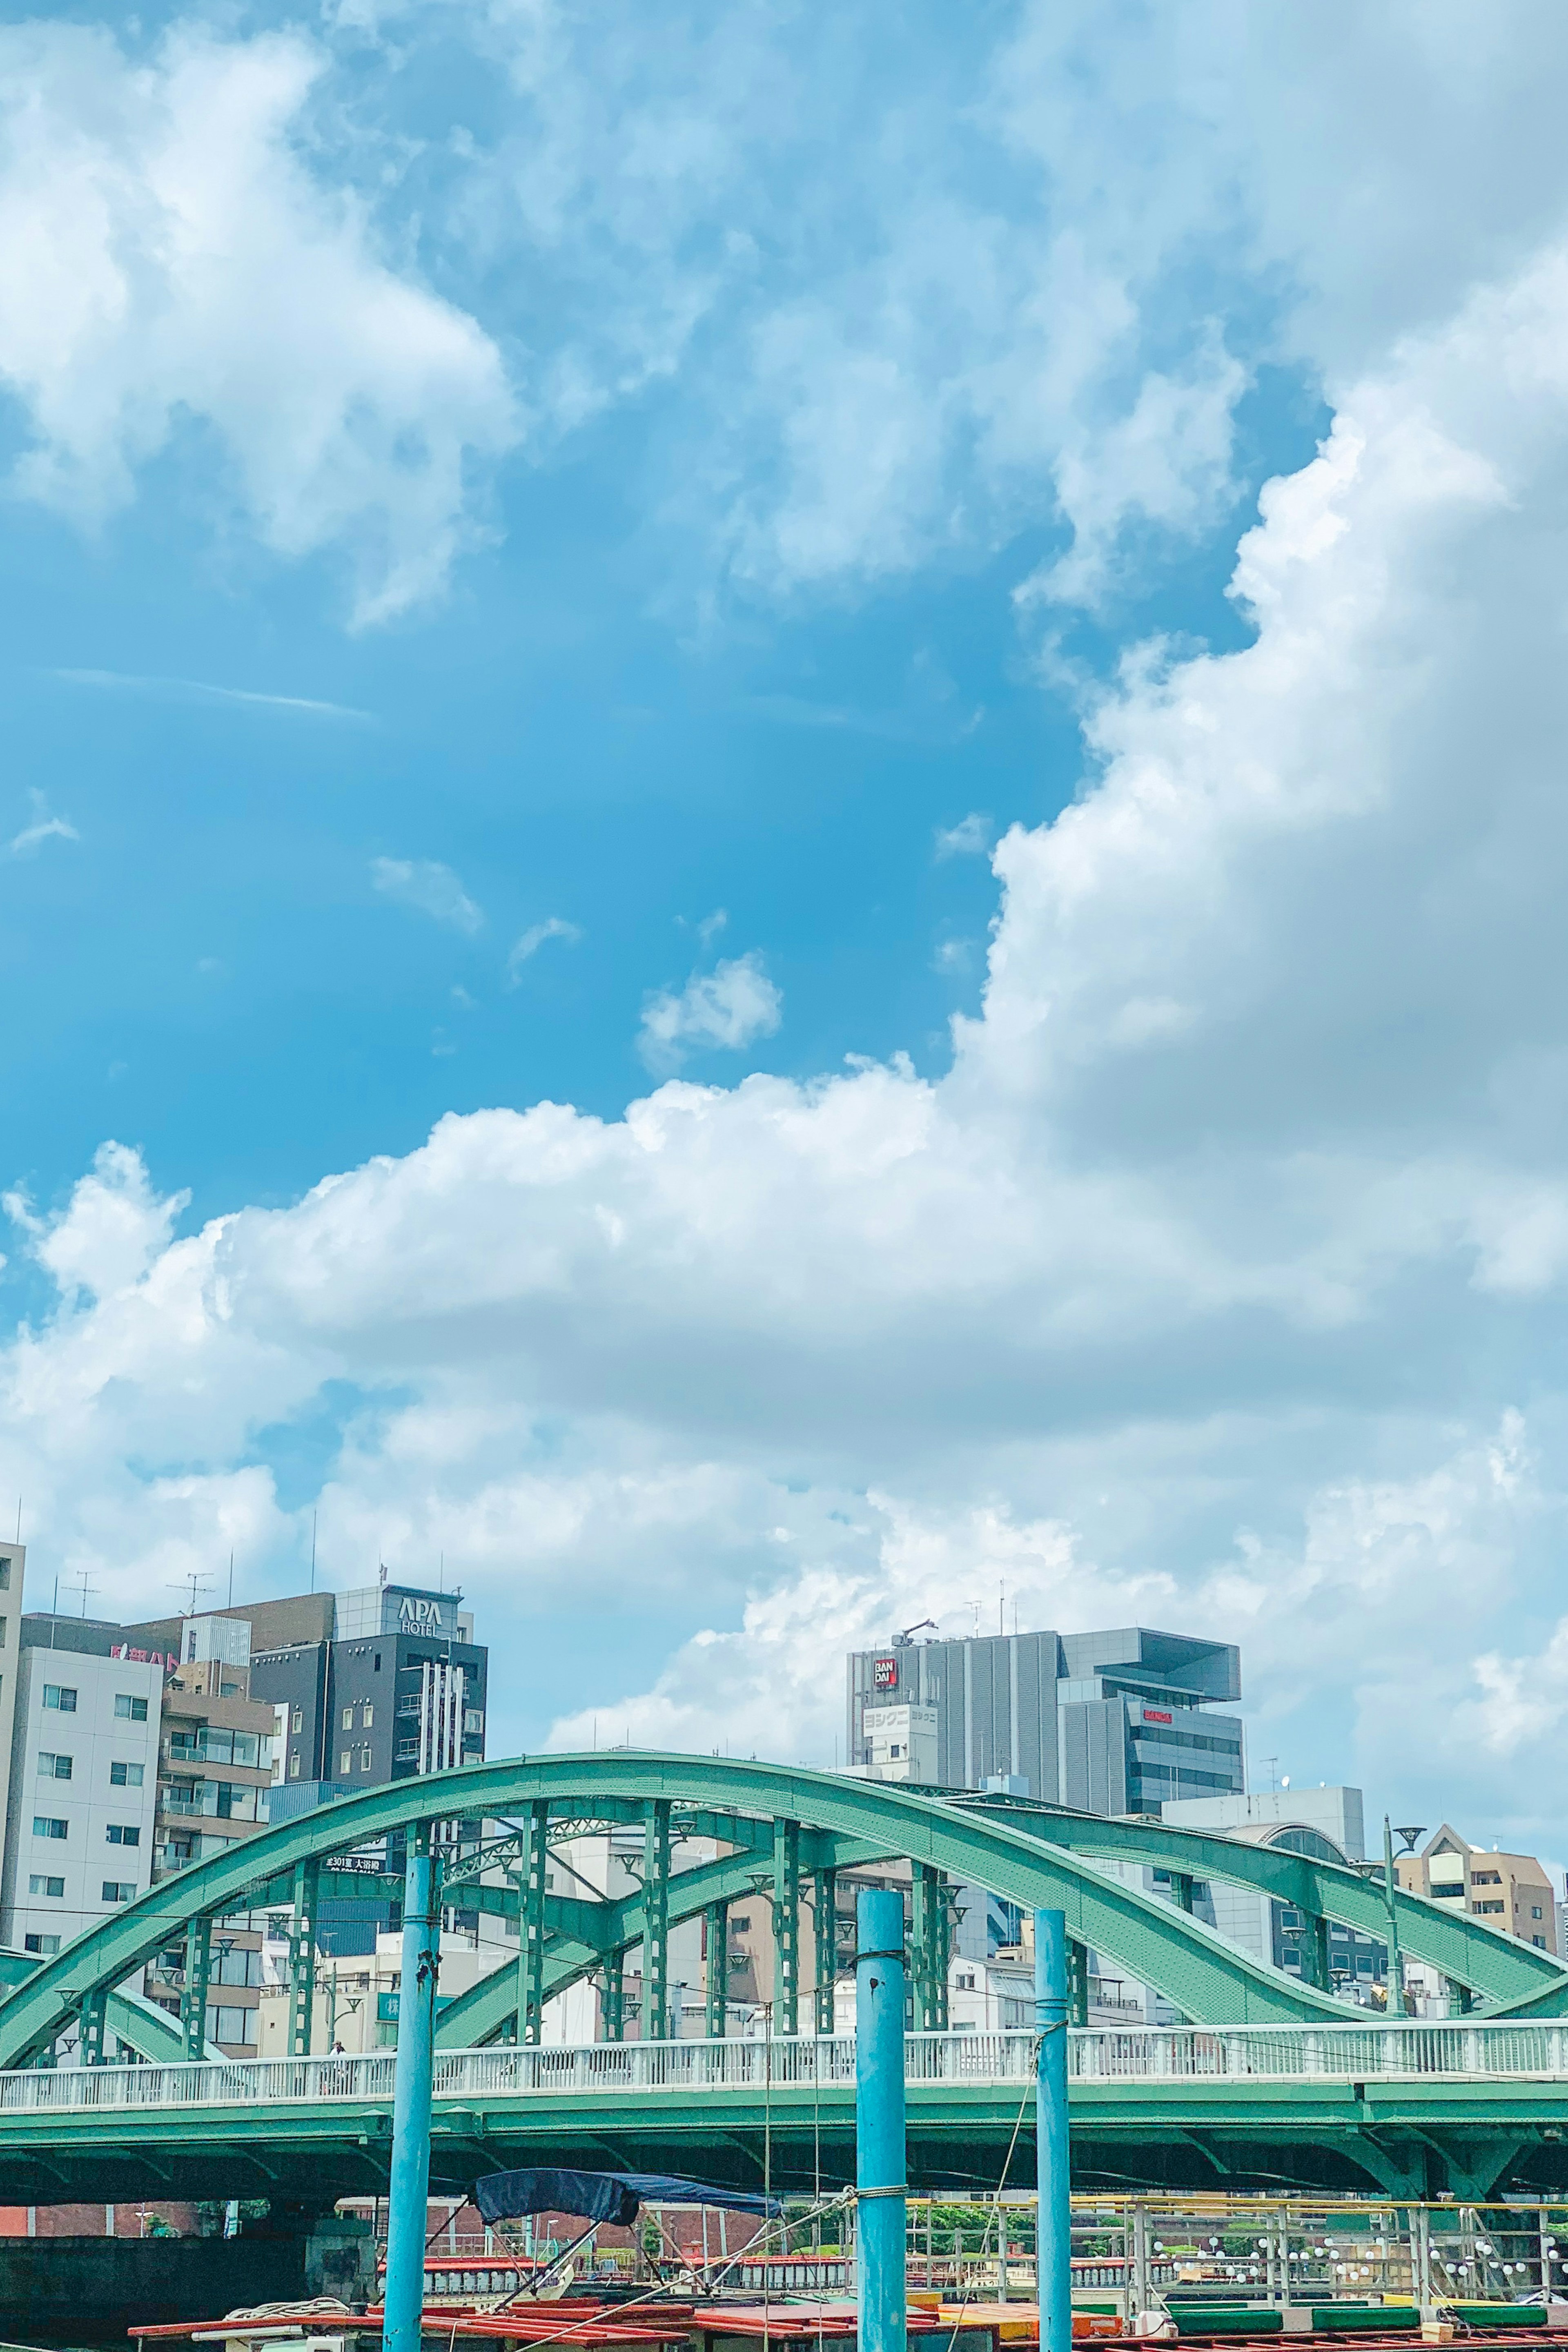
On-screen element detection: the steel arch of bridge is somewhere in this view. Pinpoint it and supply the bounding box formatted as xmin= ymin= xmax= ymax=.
xmin=0 ymin=1752 xmax=1564 ymax=2071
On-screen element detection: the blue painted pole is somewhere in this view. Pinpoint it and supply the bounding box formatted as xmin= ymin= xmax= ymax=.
xmin=385 ymin=1830 xmax=442 ymax=2352
xmin=1034 ymin=1909 xmax=1070 ymax=2352
xmin=856 ymin=1886 xmax=907 ymax=2352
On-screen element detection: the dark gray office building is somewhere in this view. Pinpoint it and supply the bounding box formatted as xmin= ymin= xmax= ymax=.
xmin=846 ymin=1624 xmax=1244 ymax=1816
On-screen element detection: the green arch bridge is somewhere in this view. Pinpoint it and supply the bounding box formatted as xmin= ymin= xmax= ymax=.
xmin=0 ymin=1754 xmax=1563 ymax=2207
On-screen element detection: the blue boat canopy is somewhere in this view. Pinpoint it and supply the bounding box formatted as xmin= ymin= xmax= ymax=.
xmin=474 ymin=2168 xmax=784 ymax=2229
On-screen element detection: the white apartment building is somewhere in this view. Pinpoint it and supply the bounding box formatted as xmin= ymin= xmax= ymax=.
xmin=0 ymin=1645 xmax=161 ymax=1956
xmin=0 ymin=1541 xmax=27 ymax=1886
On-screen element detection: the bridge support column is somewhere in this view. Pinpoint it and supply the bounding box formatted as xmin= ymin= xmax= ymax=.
xmin=855 ymin=1886 xmax=906 ymax=2352
xmin=643 ymin=1802 xmax=670 ymax=2040
xmin=288 ymin=1859 xmax=319 ymax=2058
xmin=1066 ymin=1938 xmax=1089 ymax=2029
xmin=705 ymin=1902 xmax=729 ymax=2039
xmin=1297 ymin=1912 xmax=1332 ymax=1993
xmin=518 ymin=1801 xmax=548 ymax=2045
xmin=911 ymin=1866 xmax=947 ymax=2031
xmin=813 ymin=1869 xmax=838 ymax=2035
xmin=773 ymin=1819 xmax=800 ymax=2035
xmin=79 ymin=1988 xmax=107 ymax=2068
xmin=385 ymin=1827 xmax=441 ymax=2352
xmin=182 ymin=1917 xmax=212 ymax=2059
xmin=601 ymin=1951 xmax=626 ymax=2042
xmin=1035 ymin=1908 xmax=1071 ymax=2352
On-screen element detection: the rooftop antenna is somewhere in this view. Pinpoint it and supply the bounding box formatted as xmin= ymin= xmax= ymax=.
xmin=310 ymin=1512 xmax=317 ymax=1595
xmin=998 ymin=1580 xmax=1004 ymax=1636
xmin=170 ymin=1571 xmax=213 ymax=1619
xmin=1263 ymin=1755 xmax=1280 ymax=1793
xmin=68 ymin=1572 xmax=98 ymax=1620
xmin=13 ymin=1498 xmax=19 ymax=1544
xmin=227 ymin=1550 xmax=234 ymax=1610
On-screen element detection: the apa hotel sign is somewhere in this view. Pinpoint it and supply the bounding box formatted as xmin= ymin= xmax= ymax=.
xmin=399 ymin=1595 xmax=445 ymax=1628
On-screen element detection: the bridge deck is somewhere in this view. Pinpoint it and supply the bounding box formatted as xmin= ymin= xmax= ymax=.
xmin=0 ymin=2026 xmax=1563 ymax=2209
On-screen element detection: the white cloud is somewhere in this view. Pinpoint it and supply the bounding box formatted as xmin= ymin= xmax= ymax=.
xmin=0 ymin=23 xmax=517 ymax=624
xmin=371 ymin=857 xmax=483 ymax=934
xmin=4 ymin=1142 xmax=188 ymax=1304
xmin=935 ymin=813 xmax=993 ymax=860
xmin=54 ymin=669 xmax=370 ymax=721
xmin=14 ymin=26 xmax=1568 ymax=1849
xmin=8 ymin=789 xmax=78 ymax=856
xmin=638 ymin=952 xmax=782 ymax=1072
xmin=508 ymin=916 xmax=582 ymax=977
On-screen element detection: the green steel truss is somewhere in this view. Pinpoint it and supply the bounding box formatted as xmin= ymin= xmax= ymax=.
xmin=1 ymin=1752 xmax=1565 ymax=2073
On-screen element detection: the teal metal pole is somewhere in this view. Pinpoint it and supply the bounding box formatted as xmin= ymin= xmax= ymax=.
xmin=1035 ymin=1908 xmax=1070 ymax=2352
xmin=385 ymin=1832 xmax=441 ymax=2352
xmin=856 ymin=1886 xmax=906 ymax=2352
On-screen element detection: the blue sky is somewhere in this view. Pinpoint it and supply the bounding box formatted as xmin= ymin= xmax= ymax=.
xmin=7 ymin=2 xmax=1568 ymax=1857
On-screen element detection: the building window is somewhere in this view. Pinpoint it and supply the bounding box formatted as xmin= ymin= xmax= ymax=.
xmin=105 ymin=1824 xmax=140 ymax=1846
xmin=114 ymin=1694 xmax=148 ymax=1722
xmin=37 ymin=1752 xmax=72 ymax=1780
xmin=291 ymin=1705 xmax=303 ymax=1734
xmin=42 ymin=1685 xmax=77 ymax=1713
xmin=342 ymin=1707 xmax=354 ymax=1730
xmin=101 ymin=1880 xmax=136 ymax=1903
xmin=290 ymin=1749 xmax=301 ymax=1778
xmin=28 ymin=1875 xmax=64 ymax=1899
xmin=464 ymin=1710 xmax=484 ymax=1735
xmin=205 ymin=2004 xmax=257 ymax=2047
xmin=340 ymin=1750 xmax=352 ymax=1775
xmin=23 ymin=1933 xmax=60 ymax=1956
xmin=361 ymin=1703 xmax=374 ymax=1728
xmin=0 ymin=1556 xmax=9 ymax=1589
xmin=1533 ymin=1905 xmax=1544 ymax=1919
xmin=32 ymin=1817 xmax=67 ymax=1840
xmin=1535 ymin=1935 xmax=1548 ymax=1948
xmin=1473 ymin=1899 xmax=1506 ymax=1915
xmin=110 ymin=1761 xmax=144 ymax=1787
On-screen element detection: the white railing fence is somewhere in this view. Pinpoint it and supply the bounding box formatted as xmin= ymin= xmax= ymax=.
xmin=0 ymin=2021 xmax=1562 ymax=2118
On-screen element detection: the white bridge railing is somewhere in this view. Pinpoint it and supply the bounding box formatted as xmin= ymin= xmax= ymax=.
xmin=0 ymin=2021 xmax=1562 ymax=2118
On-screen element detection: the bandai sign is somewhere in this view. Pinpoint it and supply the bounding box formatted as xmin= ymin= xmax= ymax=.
xmin=1141 ymin=1705 xmax=1173 ymax=1726
xmin=873 ymin=1655 xmax=898 ymax=1691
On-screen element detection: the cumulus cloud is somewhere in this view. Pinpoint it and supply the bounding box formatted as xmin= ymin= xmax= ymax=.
xmin=637 ymin=952 xmax=782 ymax=1072
xmin=0 ymin=22 xmax=517 ymax=624
xmin=16 ymin=19 xmax=1568 ymax=1850
xmin=371 ymin=857 xmax=483 ymax=934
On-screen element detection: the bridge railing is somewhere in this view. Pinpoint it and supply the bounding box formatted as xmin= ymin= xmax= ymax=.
xmin=0 ymin=2021 xmax=1563 ymax=2114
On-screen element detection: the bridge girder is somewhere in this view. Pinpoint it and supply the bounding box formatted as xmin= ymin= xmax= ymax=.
xmin=1 ymin=1752 xmax=1565 ymax=2069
